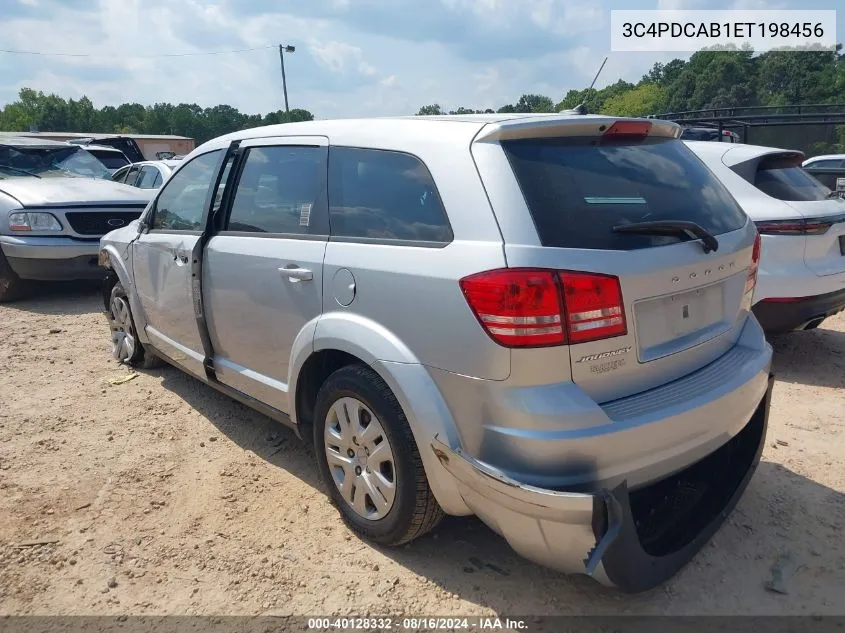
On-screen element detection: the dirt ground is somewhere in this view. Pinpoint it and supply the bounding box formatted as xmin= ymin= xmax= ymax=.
xmin=0 ymin=282 xmax=843 ymax=618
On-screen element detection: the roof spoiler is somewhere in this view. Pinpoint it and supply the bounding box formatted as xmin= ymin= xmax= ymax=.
xmin=474 ymin=116 xmax=681 ymax=143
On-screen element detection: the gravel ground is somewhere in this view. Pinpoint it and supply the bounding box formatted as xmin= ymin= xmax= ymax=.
xmin=0 ymin=282 xmax=843 ymax=617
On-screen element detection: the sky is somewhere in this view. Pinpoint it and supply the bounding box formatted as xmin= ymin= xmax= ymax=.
xmin=0 ymin=0 xmax=842 ymax=119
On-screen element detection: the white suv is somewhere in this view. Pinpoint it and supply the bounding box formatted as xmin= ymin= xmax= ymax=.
xmin=687 ymin=141 xmax=845 ymax=333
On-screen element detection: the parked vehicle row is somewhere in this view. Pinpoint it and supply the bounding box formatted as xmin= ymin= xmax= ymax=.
xmin=688 ymin=142 xmax=845 ymax=333
xmin=98 ymin=113 xmax=774 ymax=593
xmin=0 ymin=136 xmax=153 ymax=300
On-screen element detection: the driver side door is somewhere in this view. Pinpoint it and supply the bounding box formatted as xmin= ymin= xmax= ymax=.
xmin=132 ymin=149 xmax=226 ymax=376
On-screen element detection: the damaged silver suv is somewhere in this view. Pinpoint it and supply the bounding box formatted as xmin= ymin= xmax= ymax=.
xmin=99 ymin=113 xmax=774 ymax=591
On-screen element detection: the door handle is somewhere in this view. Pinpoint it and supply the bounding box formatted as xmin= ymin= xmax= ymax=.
xmin=171 ymin=249 xmax=190 ymax=264
xmin=279 ymin=265 xmax=313 ymax=283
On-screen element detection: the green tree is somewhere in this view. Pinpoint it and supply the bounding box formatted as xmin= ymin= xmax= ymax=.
xmin=600 ymin=83 xmax=667 ymax=117
xmin=514 ymin=94 xmax=555 ymax=113
xmin=416 ymin=104 xmax=443 ymax=116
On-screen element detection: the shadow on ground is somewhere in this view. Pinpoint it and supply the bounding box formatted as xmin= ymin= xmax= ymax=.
xmin=156 ymin=363 xmax=845 ymax=615
xmin=2 ymin=281 xmax=102 ymax=316
xmin=769 ymin=325 xmax=845 ymax=389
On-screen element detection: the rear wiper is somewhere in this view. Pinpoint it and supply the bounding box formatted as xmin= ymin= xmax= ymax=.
xmin=0 ymin=165 xmax=41 ymax=178
xmin=612 ymin=220 xmax=719 ymax=254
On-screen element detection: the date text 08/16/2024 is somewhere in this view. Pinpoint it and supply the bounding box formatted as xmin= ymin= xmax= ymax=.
xmin=306 ymin=617 xmax=529 ymax=630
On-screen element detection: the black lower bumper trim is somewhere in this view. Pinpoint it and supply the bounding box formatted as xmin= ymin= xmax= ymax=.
xmin=597 ymin=373 xmax=774 ymax=593
xmin=753 ymin=288 xmax=845 ymax=334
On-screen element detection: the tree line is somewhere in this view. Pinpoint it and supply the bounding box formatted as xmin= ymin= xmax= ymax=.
xmin=0 ymin=88 xmax=314 ymax=144
xmin=417 ymin=47 xmax=845 ymax=154
xmin=1 ymin=47 xmax=843 ymax=153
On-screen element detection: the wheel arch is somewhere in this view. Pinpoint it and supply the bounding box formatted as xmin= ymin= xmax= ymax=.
xmin=289 ymin=313 xmax=470 ymax=515
xmin=99 ymin=242 xmax=152 ymax=345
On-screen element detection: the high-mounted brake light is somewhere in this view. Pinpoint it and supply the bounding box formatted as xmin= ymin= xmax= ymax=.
xmin=603 ymin=121 xmax=652 ymax=138
xmin=459 ymin=269 xmax=627 ymax=348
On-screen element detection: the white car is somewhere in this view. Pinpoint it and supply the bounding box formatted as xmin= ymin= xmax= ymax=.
xmin=111 ymin=160 xmax=181 ymax=191
xmin=802 ymin=154 xmax=845 ymax=168
xmin=687 ymin=141 xmax=845 ymax=333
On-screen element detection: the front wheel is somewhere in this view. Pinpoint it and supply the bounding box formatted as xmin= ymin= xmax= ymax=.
xmin=0 ymin=248 xmax=25 ymax=303
xmin=107 ymin=280 xmax=163 ymax=369
xmin=313 ymin=364 xmax=443 ymax=546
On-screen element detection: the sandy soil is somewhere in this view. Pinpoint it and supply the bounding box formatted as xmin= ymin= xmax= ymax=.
xmin=0 ymin=282 xmax=843 ymax=617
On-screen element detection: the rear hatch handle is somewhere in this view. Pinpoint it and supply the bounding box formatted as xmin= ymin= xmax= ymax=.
xmin=612 ymin=220 xmax=720 ymax=254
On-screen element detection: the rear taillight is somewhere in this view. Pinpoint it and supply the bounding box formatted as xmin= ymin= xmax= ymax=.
xmin=754 ymin=218 xmax=834 ymax=236
xmin=559 ymin=271 xmax=627 ymax=344
xmin=745 ymin=232 xmax=761 ymax=296
xmin=459 ymin=269 xmax=627 ymax=348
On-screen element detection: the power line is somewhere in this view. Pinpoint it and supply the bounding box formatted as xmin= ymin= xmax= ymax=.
xmin=0 ymin=45 xmax=276 ymax=59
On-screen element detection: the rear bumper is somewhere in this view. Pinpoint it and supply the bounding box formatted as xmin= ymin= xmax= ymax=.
xmin=428 ymin=316 xmax=773 ymax=492
xmin=753 ymin=286 xmax=845 ymax=333
xmin=432 ymin=373 xmax=774 ymax=592
xmin=0 ymin=235 xmax=102 ymax=280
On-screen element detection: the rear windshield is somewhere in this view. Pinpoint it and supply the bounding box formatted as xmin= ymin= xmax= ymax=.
xmin=752 ymin=155 xmax=831 ymax=202
xmin=88 ymin=150 xmax=130 ymax=170
xmin=502 ymin=137 xmax=747 ymax=250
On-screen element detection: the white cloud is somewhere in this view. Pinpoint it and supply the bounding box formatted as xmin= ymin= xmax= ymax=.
xmin=2 ymin=0 xmax=832 ymax=122
xmin=308 ymin=39 xmax=377 ymax=77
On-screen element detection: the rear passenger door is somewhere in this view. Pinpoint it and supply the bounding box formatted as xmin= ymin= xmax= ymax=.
xmin=203 ymin=136 xmax=329 ymax=413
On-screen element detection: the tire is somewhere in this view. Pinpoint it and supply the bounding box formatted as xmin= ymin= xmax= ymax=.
xmin=313 ymin=364 xmax=443 ymax=546
xmin=0 ymin=248 xmax=25 ymax=303
xmin=107 ymin=280 xmax=163 ymax=369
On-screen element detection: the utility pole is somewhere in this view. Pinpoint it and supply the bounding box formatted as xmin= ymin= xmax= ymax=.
xmin=279 ymin=44 xmax=295 ymax=114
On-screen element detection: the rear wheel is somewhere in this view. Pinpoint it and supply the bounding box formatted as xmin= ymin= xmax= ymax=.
xmin=313 ymin=364 xmax=443 ymax=546
xmin=107 ymin=280 xmax=163 ymax=369
xmin=0 ymin=248 xmax=25 ymax=303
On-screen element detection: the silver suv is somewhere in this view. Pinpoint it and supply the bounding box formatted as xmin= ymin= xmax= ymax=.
xmin=99 ymin=113 xmax=774 ymax=592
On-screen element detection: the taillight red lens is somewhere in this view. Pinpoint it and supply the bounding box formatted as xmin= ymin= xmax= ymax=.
xmin=745 ymin=232 xmax=761 ymax=295
xmin=459 ymin=269 xmax=627 ymax=348
xmin=559 ymin=271 xmax=627 ymax=343
xmin=754 ymin=219 xmax=833 ymax=235
xmin=459 ymin=269 xmax=564 ymax=347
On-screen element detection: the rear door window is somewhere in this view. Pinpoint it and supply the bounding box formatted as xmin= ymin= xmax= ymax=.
xmin=502 ymin=137 xmax=747 ymax=250
xmin=328 ymin=147 xmax=453 ymax=244
xmin=225 ymin=145 xmax=327 ymax=235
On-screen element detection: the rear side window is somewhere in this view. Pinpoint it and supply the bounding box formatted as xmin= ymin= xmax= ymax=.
xmin=503 ymin=137 xmax=747 ymax=250
xmin=749 ymin=155 xmax=830 ymax=202
xmin=226 ymin=146 xmax=326 ymax=235
xmin=328 ymin=147 xmax=453 ymax=244
xmin=89 ymin=150 xmax=129 ymax=170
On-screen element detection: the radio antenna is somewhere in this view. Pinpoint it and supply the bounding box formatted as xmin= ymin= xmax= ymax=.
xmin=572 ymin=56 xmax=608 ymax=115
xmin=589 ymin=56 xmax=608 ymax=92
